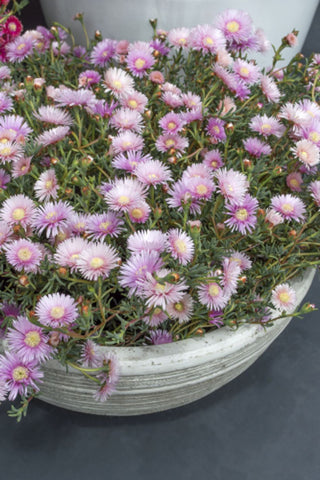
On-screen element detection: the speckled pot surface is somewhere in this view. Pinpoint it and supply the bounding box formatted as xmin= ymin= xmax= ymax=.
xmin=37 ymin=269 xmax=315 ymax=416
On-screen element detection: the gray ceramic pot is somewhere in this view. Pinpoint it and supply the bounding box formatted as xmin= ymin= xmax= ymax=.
xmin=37 ymin=269 xmax=315 ymax=415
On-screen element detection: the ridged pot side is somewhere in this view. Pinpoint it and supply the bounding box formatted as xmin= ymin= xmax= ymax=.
xmin=37 ymin=269 xmax=316 ymax=416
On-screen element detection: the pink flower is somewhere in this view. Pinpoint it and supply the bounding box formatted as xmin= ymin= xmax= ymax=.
xmin=167 ymin=294 xmax=194 ymax=323
xmin=225 ymin=194 xmax=259 ymax=235
xmin=126 ymin=41 xmax=155 ymax=78
xmin=111 ymin=131 xmax=144 ymax=153
xmin=203 ymin=150 xmax=224 ymax=170
xmin=0 ymin=141 xmax=23 ymax=163
xmin=206 ymin=117 xmax=226 ymax=142
xmin=198 ymin=278 xmax=230 ymax=310
xmin=139 ymin=269 xmax=188 ymax=309
xmin=243 ymin=137 xmax=271 ymax=157
xmin=135 ymin=159 xmax=172 ymax=186
xmin=155 ymin=133 xmax=189 ymax=155
xmin=215 ymin=168 xmax=248 ymax=202
xmin=93 ymin=352 xmax=119 ymax=402
xmin=221 ymin=258 xmax=241 ymax=295
xmin=36 ymin=126 xmax=70 ymax=147
xmin=119 ymin=90 xmax=148 ymax=113
xmin=111 ymin=107 xmax=143 ymax=133
xmin=265 ymin=208 xmax=285 ymax=226
xmin=104 ymin=68 xmax=134 ymax=97
xmin=6 ymin=36 xmax=34 ymax=62
xmin=271 ymin=194 xmax=306 ymax=222
xmin=233 ymin=59 xmax=261 ymax=84
xmin=159 ymin=112 xmax=185 ymax=134
xmin=0 ymin=194 xmax=36 ymax=228
xmin=167 ymin=27 xmax=190 ymax=48
xmin=104 ymin=177 xmax=147 ymax=212
xmin=33 ymin=106 xmax=73 ymax=126
xmin=166 ymin=229 xmax=194 ymax=265
xmin=189 ymin=24 xmax=226 ymax=53
xmin=127 ymin=201 xmax=151 ymax=224
xmin=77 ymin=242 xmax=120 ymax=281
xmin=0 ymin=114 xmax=32 ymax=142
xmin=119 ymin=250 xmax=163 ymax=296
xmin=90 ymin=38 xmax=116 ymax=66
xmin=249 ymin=114 xmax=285 ymax=138
xmin=6 ymin=316 xmax=53 ymax=363
xmin=54 ymin=237 xmax=90 ymax=272
xmin=309 ymin=180 xmax=320 ymax=206
xmin=271 ymin=284 xmax=296 ymax=313
xmin=33 ymin=201 xmax=74 ymax=238
xmin=291 ymin=139 xmax=319 ymax=167
xmin=11 ymin=156 xmax=32 ymax=178
xmin=0 ymin=221 xmax=12 ymax=250
xmin=86 ymin=212 xmax=124 ymax=239
xmin=215 ymin=9 xmax=253 ymax=45
xmin=227 ymin=251 xmax=252 ymax=271
xmin=35 ymin=293 xmax=79 ymax=327
xmin=4 ymin=239 xmax=43 ymax=273
xmin=260 ymin=75 xmax=281 ymax=103
xmin=127 ymin=230 xmax=167 ymax=254
xmin=78 ymin=70 xmax=101 ymax=87
xmin=54 ymin=87 xmax=96 ymax=110
xmin=0 ymin=352 xmax=43 ymax=401
xmin=34 ymin=169 xmax=59 ymax=201
xmin=143 ymin=307 xmax=168 ymax=327
xmin=286 ymin=172 xmax=303 ymax=192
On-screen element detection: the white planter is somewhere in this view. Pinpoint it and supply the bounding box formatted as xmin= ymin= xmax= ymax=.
xmin=39 ymin=0 xmax=319 ymax=67
xmin=37 ymin=269 xmax=315 ymax=415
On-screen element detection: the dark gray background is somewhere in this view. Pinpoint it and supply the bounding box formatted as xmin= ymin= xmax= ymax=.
xmin=1 ymin=2 xmax=320 ymax=479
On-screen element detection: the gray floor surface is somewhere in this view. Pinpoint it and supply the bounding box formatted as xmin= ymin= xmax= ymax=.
xmin=1 ymin=2 xmax=320 ymax=479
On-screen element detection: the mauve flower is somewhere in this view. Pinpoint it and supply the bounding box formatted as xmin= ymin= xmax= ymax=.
xmin=110 ymin=108 xmax=143 ymax=133
xmin=249 ymin=114 xmax=285 ymax=138
xmin=203 ymin=150 xmax=224 ymax=170
xmin=309 ymin=180 xmax=320 ymax=206
xmin=189 ymin=24 xmax=226 ymax=53
xmin=36 ymin=126 xmax=70 ymax=147
xmin=6 ymin=36 xmax=34 ymax=62
xmin=93 ymin=352 xmax=120 ymax=402
xmin=227 ymin=251 xmax=252 ymax=271
xmin=77 ymin=242 xmax=120 ymax=281
xmin=167 ymin=294 xmax=194 ymax=323
xmin=35 ymin=293 xmax=79 ymax=328
xmin=33 ymin=106 xmax=73 ymax=126
xmin=143 ymin=307 xmax=168 ymax=327
xmin=104 ymin=177 xmax=147 ymax=212
xmin=78 ymin=70 xmax=101 ymax=87
xmin=0 ymin=352 xmax=43 ymax=401
xmin=155 ymin=133 xmax=189 ymax=154
xmin=6 ymin=316 xmax=53 ymax=363
xmin=104 ymin=67 xmax=135 ymax=97
xmin=159 ymin=112 xmax=185 ymax=134
xmin=0 ymin=194 xmax=36 ymax=228
xmin=286 ymin=172 xmax=303 ymax=192
xmin=167 ymin=179 xmax=201 ymax=214
xmin=54 ymin=87 xmax=97 ymax=110
xmin=166 ymin=229 xmax=194 ymax=265
xmin=119 ymin=90 xmax=148 ymax=113
xmin=34 ymin=169 xmax=59 ymax=201
xmin=243 ymin=137 xmax=271 ymax=157
xmin=91 ymin=99 xmax=118 ymax=118
xmin=33 ymin=200 xmax=74 ymax=238
xmin=0 ymin=140 xmax=23 ymax=164
xmin=111 ymin=131 xmax=144 ymax=154
xmin=4 ymin=239 xmax=43 ymax=273
xmin=54 ymin=237 xmax=90 ymax=272
xmin=215 ymin=9 xmax=253 ymax=45
xmin=215 ymin=168 xmax=248 ymax=203
xmin=127 ymin=201 xmax=151 ymax=224
xmin=206 ymin=117 xmax=226 ymax=142
xmin=198 ymin=278 xmax=230 ymax=310
xmin=0 ymin=221 xmax=12 ymax=250
xmin=291 ymin=139 xmax=320 ymax=168
xmin=271 ymin=284 xmax=297 ymax=313
xmin=0 ymin=114 xmax=32 ymax=142
xmin=225 ymin=194 xmax=259 ymax=235
xmin=126 ymin=41 xmax=155 ymax=78
xmin=90 ymin=38 xmax=116 ymax=66
xmin=135 ymin=159 xmax=172 ymax=186
xmin=127 ymin=230 xmax=167 ymax=254
xmin=260 ymin=75 xmax=281 ymax=103
xmin=300 ymin=119 xmax=320 ymax=147
xmin=119 ymin=250 xmax=163 ymax=295
xmin=167 ymin=27 xmax=190 ymax=48
xmin=221 ymin=257 xmax=241 ymax=296
xmin=0 ymin=168 xmax=10 ymax=189
xmin=140 ymin=269 xmax=188 ymax=310
xmin=112 ymin=151 xmax=152 ymax=173
xmin=86 ymin=212 xmax=124 ymax=239
xmin=11 ymin=156 xmax=32 ymax=178
xmin=0 ymin=92 xmax=13 ymax=113
xmin=271 ymin=194 xmax=306 ymax=222
xmin=233 ymin=59 xmax=261 ymax=84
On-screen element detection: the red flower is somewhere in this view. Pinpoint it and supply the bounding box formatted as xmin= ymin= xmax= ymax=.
xmin=3 ymin=16 xmax=22 ymax=37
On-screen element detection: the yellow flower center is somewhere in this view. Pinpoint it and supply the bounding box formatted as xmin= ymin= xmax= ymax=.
xmin=8 ymin=22 xmax=17 ymax=32
xmin=282 ymin=203 xmax=294 ymax=213
xmin=309 ymin=131 xmax=320 ymax=143
xmin=100 ymin=221 xmax=111 ymax=230
xmin=226 ymin=21 xmax=240 ymax=33
xmin=90 ymin=257 xmax=104 ymax=269
xmin=135 ymin=58 xmax=146 ymax=69
xmin=12 ymin=366 xmax=29 ymax=381
xmin=155 ymin=282 xmax=166 ymax=292
xmin=46 ymin=211 xmax=57 ymax=220
xmin=12 ymin=207 xmax=25 ymax=221
xmin=208 ymin=283 xmax=220 ymax=297
xmin=174 ymin=302 xmax=184 ymax=312
xmin=1 ymin=146 xmax=12 ymax=156
xmin=196 ymin=184 xmax=208 ymax=195
xmin=128 ymin=99 xmax=138 ymax=109
xmin=211 ymin=161 xmax=217 ymax=168
xmin=45 ymin=180 xmax=53 ymax=189
xmin=290 ymin=179 xmax=299 ymax=187
xmin=17 ymin=247 xmax=32 ymax=261
xmin=17 ymin=43 xmax=26 ymax=51
xmin=300 ymin=151 xmax=308 ymax=160
xmin=204 ymin=36 xmax=214 ymax=45
xmin=25 ymin=331 xmax=41 ymax=347
xmin=279 ymin=292 xmax=290 ymax=303
xmin=131 ymin=208 xmax=144 ymax=219
xmin=118 ymin=195 xmax=130 ymax=205
xmin=0 ymin=138 xmax=8 ymax=143
xmin=71 ymin=253 xmax=79 ymax=261
xmin=178 ymin=38 xmax=187 ymax=45
xmin=167 ymin=122 xmax=176 ymax=130
xmin=235 ymin=208 xmax=249 ymax=221
xmin=174 ymin=239 xmax=187 ymax=253
xmin=212 ymin=125 xmax=220 ymax=134
xmin=261 ymin=123 xmax=272 ymax=133
xmin=165 ymin=139 xmax=175 ymax=147
xmin=50 ymin=306 xmax=65 ymax=319
xmin=240 ymin=66 xmax=249 ymax=77
xmin=113 ymin=80 xmax=122 ymax=89
xmin=154 ymin=307 xmax=162 ymax=315
xmin=122 ymin=141 xmax=132 ymax=148
xmin=76 ymin=222 xmax=85 ymax=229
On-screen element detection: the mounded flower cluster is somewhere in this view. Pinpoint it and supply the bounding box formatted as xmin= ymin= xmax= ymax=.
xmin=0 ymin=3 xmax=319 ymax=416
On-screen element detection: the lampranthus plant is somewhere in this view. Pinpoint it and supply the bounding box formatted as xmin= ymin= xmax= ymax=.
xmin=0 ymin=1 xmax=320 ymax=419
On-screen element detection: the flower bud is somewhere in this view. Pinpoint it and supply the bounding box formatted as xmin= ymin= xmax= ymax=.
xmin=18 ymin=275 xmax=29 ymax=287
xmin=58 ymin=267 xmax=68 ymax=277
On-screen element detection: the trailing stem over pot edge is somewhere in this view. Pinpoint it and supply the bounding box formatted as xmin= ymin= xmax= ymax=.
xmin=0 ymin=1 xmax=319 ymax=419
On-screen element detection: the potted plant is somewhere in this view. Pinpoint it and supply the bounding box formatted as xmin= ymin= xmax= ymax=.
xmin=0 ymin=2 xmax=319 ymax=419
